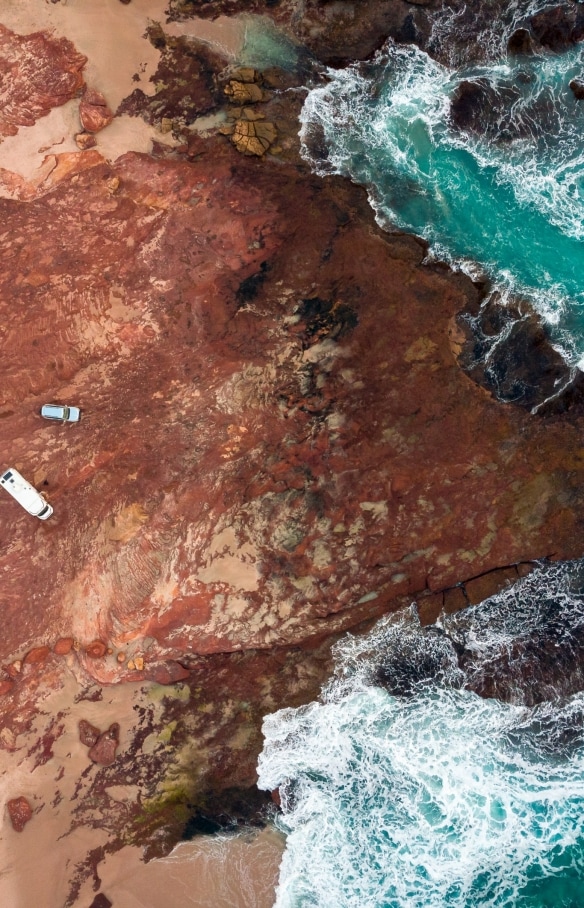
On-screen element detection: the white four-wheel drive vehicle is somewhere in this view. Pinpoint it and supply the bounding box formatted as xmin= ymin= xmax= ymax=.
xmin=0 ymin=468 xmax=53 ymax=519
xmin=40 ymin=403 xmax=81 ymax=423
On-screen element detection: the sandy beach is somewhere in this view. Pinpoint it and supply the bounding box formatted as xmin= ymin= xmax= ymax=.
xmin=0 ymin=662 xmax=284 ymax=907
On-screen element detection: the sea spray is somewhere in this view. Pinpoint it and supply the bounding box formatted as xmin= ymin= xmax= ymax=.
xmin=258 ymin=561 xmax=584 ymax=907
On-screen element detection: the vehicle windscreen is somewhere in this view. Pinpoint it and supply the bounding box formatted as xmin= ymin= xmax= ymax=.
xmin=43 ymin=405 xmax=63 ymax=418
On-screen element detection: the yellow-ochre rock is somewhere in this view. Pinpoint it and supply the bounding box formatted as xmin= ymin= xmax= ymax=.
xmin=224 ymin=80 xmax=264 ymax=104
xmin=231 ymin=119 xmax=278 ymax=156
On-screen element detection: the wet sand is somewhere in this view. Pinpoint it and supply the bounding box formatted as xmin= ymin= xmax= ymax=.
xmin=76 ymin=827 xmax=285 ymax=908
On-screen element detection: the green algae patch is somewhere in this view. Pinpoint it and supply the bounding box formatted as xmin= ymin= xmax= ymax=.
xmin=147 ymin=682 xmax=191 ymax=704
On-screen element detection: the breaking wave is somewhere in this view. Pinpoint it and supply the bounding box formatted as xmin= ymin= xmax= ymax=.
xmin=257 ymin=560 xmax=584 ymax=907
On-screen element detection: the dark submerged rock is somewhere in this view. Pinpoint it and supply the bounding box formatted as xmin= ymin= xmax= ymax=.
xmin=569 ymin=77 xmax=584 ymax=99
xmin=507 ymin=28 xmax=533 ymax=55
xmin=181 ymin=786 xmax=274 ymax=838
xmin=455 ymin=294 xmax=578 ymax=412
xmin=372 ymin=626 xmax=458 ymax=696
xmin=529 ymin=4 xmax=584 ymax=51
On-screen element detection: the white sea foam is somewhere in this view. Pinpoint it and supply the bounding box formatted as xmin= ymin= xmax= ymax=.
xmin=300 ymin=37 xmax=584 ymax=360
xmin=428 ymin=0 xmax=578 ymax=67
xmin=258 ymin=562 xmax=584 ymax=907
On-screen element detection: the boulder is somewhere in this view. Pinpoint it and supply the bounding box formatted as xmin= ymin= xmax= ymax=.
xmin=569 ymin=78 xmax=584 ymax=100
xmin=85 ymin=640 xmax=107 ymax=658
xmin=224 ymin=81 xmax=264 ymax=104
xmin=23 ymin=646 xmax=51 ymax=665
xmin=79 ymin=89 xmax=113 ymax=133
xmin=88 ymin=723 xmax=120 ymax=766
xmin=7 ymin=796 xmax=32 ymax=832
xmin=75 ymin=132 xmax=97 ymax=150
xmin=89 ymin=895 xmax=113 ymax=908
xmin=78 ymin=719 xmax=101 ymax=748
xmin=54 ymin=637 xmax=74 ymax=655
xmin=507 ymin=28 xmax=533 ymax=55
xmin=231 ymin=118 xmax=277 ymax=156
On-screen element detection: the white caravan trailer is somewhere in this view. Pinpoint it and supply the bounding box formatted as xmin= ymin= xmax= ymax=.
xmin=0 ymin=468 xmax=53 ymax=520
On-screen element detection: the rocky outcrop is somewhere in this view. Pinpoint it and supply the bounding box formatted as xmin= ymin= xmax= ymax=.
xmin=529 ymin=4 xmax=584 ymax=51
xmin=88 ymin=723 xmax=120 ymax=766
xmin=0 ymin=141 xmax=583 ymax=686
xmin=219 ymin=69 xmax=279 ymax=156
xmin=118 ymin=29 xmax=224 ymax=130
xmin=453 ymin=292 xmax=584 ymax=414
xmin=507 ymin=28 xmax=533 ymax=56
xmin=221 ymin=108 xmax=278 ymax=155
xmin=0 ymin=24 xmax=86 ymax=137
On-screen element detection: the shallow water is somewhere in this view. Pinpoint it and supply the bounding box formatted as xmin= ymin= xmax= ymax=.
xmin=299 ymin=28 xmax=584 ymax=363
xmin=258 ymin=561 xmax=584 ymax=908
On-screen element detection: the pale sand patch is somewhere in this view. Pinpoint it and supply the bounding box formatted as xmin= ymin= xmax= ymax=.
xmin=197 ymin=526 xmax=260 ymax=591
xmin=0 ymin=666 xmax=284 ymax=908
xmin=0 ymin=669 xmax=147 ymax=908
xmin=75 ymin=826 xmax=285 ymax=908
xmin=0 ymin=0 xmax=245 ymax=185
xmin=0 ymin=0 xmax=169 ymax=108
xmin=165 ymin=15 xmax=245 ymax=59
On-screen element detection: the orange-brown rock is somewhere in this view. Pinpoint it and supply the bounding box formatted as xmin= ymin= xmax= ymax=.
xmin=230 ymin=117 xmax=277 ymax=155
xmin=224 ymin=80 xmax=265 ymax=104
xmin=464 ymin=567 xmax=520 ymax=605
xmin=23 ymin=646 xmax=51 ymax=665
xmin=79 ymin=88 xmax=113 ymax=133
xmin=0 ymin=680 xmax=14 ymax=695
xmin=7 ymin=796 xmax=32 ymax=832
xmin=0 ymin=24 xmax=86 ymax=137
xmin=85 ymin=641 xmax=108 ymax=659
xmin=54 ymin=637 xmax=74 ymax=655
xmin=75 ymin=131 xmax=97 ymax=150
xmin=0 ymin=141 xmax=583 ymax=689
xmin=78 ymin=719 xmax=101 ymax=747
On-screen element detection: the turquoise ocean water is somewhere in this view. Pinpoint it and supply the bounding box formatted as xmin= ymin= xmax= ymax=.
xmin=298 ymin=16 xmax=584 ymax=364
xmin=249 ymin=1 xmax=584 ymax=905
